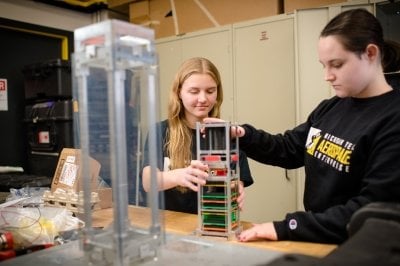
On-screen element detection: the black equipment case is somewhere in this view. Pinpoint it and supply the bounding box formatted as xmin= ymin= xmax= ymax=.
xmin=22 ymin=59 xmax=72 ymax=101
xmin=24 ymin=100 xmax=74 ymax=176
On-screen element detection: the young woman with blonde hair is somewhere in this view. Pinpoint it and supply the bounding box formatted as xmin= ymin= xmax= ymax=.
xmin=142 ymin=57 xmax=253 ymax=213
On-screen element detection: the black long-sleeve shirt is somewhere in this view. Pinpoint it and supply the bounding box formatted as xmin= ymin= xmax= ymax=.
xmin=239 ymin=89 xmax=400 ymax=243
xmin=143 ymin=120 xmax=254 ymax=214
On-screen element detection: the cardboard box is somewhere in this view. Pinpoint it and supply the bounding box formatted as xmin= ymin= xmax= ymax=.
xmin=108 ymin=0 xmax=143 ymax=14
xmin=129 ymin=0 xmax=149 ymax=24
xmin=51 ymin=148 xmax=112 ymax=209
xmin=130 ymin=0 xmax=175 ymax=39
xmin=97 ymin=188 xmax=113 ymax=209
xmin=130 ymin=0 xmax=283 ymax=39
xmin=108 ymin=0 xmax=138 ymax=8
xmin=175 ymin=0 xmax=283 ymax=34
xmin=284 ymin=0 xmax=346 ymax=13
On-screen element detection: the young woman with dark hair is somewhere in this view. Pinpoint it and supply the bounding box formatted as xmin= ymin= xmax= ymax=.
xmin=206 ymin=8 xmax=400 ymax=244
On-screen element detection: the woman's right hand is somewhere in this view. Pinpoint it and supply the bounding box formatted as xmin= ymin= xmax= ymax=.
xmin=202 ymin=117 xmax=246 ymax=138
xmin=170 ymin=160 xmax=209 ymax=191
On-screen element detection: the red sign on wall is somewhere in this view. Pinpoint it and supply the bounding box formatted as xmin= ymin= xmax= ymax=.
xmin=0 ymin=79 xmax=8 ymax=111
xmin=0 ymin=79 xmax=6 ymax=91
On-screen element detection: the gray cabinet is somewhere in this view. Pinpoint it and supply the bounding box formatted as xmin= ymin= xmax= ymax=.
xmin=156 ymin=15 xmax=298 ymax=223
xmin=233 ymin=15 xmax=297 ymax=222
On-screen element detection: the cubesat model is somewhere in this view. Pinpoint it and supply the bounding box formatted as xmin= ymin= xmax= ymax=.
xmin=196 ymin=122 xmax=242 ymax=239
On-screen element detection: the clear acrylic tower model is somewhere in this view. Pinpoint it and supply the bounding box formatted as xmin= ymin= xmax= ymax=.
xmin=73 ymin=20 xmax=163 ymax=266
xmin=195 ymin=122 xmax=242 ymax=239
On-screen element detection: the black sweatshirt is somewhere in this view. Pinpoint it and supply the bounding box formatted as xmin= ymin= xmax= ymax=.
xmin=239 ymin=89 xmax=400 ymax=244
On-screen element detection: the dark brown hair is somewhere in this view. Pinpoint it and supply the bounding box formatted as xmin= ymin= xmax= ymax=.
xmin=320 ymin=8 xmax=400 ymax=73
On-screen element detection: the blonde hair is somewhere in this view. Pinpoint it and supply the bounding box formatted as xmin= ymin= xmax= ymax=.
xmin=167 ymin=57 xmax=223 ymax=191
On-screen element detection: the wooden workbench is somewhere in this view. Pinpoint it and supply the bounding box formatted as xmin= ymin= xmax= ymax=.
xmin=91 ymin=206 xmax=337 ymax=258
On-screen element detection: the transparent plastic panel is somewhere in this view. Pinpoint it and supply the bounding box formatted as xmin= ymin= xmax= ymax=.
xmin=73 ymin=20 xmax=163 ymax=266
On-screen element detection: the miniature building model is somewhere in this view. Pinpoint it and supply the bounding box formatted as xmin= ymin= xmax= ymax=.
xmin=196 ymin=122 xmax=241 ymax=239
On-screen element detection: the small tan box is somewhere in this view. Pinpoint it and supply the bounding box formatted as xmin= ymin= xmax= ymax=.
xmin=51 ymin=148 xmax=112 ymax=209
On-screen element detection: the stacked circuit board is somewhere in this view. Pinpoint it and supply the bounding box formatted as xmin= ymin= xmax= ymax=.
xmin=196 ymin=122 xmax=241 ymax=239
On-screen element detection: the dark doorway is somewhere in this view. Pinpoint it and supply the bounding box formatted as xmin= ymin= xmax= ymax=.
xmin=0 ymin=18 xmax=73 ymax=173
xmin=376 ymin=0 xmax=400 ymax=90
xmin=376 ymin=0 xmax=400 ymax=43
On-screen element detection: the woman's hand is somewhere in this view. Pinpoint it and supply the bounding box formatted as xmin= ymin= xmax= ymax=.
xmin=170 ymin=160 xmax=209 ymax=191
xmin=237 ymin=222 xmax=278 ymax=242
xmin=202 ymin=117 xmax=246 ymax=138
